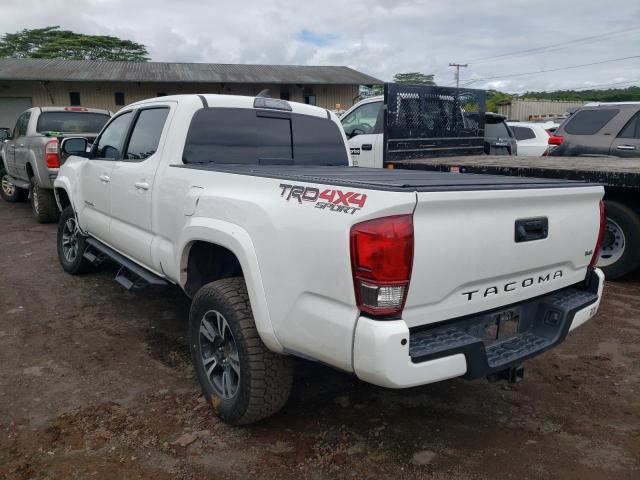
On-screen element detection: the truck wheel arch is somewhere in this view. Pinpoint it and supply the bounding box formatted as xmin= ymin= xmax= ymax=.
xmin=178 ymin=225 xmax=283 ymax=353
xmin=55 ymin=187 xmax=71 ymax=211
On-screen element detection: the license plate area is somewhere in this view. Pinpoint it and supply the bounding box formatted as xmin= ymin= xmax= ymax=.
xmin=481 ymin=309 xmax=520 ymax=346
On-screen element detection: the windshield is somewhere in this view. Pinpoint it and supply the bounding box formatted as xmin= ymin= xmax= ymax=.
xmin=36 ymin=112 xmax=110 ymax=134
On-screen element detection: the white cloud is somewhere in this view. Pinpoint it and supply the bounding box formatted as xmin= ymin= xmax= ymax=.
xmin=0 ymin=0 xmax=638 ymax=93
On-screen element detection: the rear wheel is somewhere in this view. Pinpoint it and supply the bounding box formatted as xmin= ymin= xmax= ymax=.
xmin=598 ymin=200 xmax=640 ymax=280
xmin=30 ymin=177 xmax=59 ymax=223
xmin=0 ymin=166 xmax=27 ymax=202
xmin=189 ymin=277 xmax=293 ymax=425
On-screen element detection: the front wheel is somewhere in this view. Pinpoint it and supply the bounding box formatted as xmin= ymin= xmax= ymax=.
xmin=0 ymin=166 xmax=27 ymax=202
xmin=598 ymin=200 xmax=640 ymax=280
xmin=57 ymin=206 xmax=95 ymax=275
xmin=189 ymin=277 xmax=293 ymax=425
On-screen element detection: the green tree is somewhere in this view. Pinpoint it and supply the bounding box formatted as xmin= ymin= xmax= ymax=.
xmin=392 ymin=72 xmax=436 ymax=86
xmin=486 ymin=90 xmax=513 ymax=113
xmin=0 ymin=26 xmax=149 ymax=61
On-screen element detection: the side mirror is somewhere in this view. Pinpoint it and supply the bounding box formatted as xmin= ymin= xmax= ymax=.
xmin=61 ymin=137 xmax=89 ymax=157
xmin=0 ymin=129 xmax=10 ymax=141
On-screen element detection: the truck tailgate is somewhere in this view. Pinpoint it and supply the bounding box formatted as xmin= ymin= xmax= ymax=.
xmin=402 ymin=185 xmax=603 ymax=328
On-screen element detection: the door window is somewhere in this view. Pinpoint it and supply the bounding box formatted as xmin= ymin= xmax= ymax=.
xmin=92 ymin=111 xmax=133 ymax=160
xmin=124 ymin=108 xmax=170 ymax=161
xmin=13 ymin=112 xmax=31 ymax=138
xmin=618 ymin=112 xmax=640 ymax=139
xmin=341 ymin=102 xmax=382 ymax=138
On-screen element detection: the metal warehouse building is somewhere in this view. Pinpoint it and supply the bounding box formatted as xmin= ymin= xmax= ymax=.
xmin=0 ymin=58 xmax=381 ymax=127
xmin=497 ymin=98 xmax=587 ymax=121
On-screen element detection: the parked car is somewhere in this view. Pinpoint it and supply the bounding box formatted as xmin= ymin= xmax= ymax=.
xmin=54 ymin=93 xmax=605 ymax=425
xmin=483 ymin=112 xmax=517 ymax=155
xmin=508 ymin=121 xmax=552 ymax=156
xmin=0 ymin=106 xmax=111 ymax=222
xmin=548 ymin=102 xmax=640 ymax=157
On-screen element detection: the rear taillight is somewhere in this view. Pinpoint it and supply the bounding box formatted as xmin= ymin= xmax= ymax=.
xmin=44 ymin=139 xmax=60 ymax=168
xmin=590 ymin=200 xmax=606 ymax=268
xmin=548 ymin=135 xmax=564 ymax=145
xmin=350 ymin=215 xmax=414 ymax=317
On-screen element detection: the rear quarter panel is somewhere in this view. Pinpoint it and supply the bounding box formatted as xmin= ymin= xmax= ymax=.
xmin=156 ymin=166 xmax=417 ymax=371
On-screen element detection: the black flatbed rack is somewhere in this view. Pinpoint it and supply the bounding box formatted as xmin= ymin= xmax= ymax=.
xmin=388 ymin=156 xmax=640 ymax=189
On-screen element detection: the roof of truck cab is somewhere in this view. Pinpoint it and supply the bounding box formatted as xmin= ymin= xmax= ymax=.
xmin=34 ymin=106 xmax=111 ymax=115
xmin=129 ymin=93 xmax=333 ymax=118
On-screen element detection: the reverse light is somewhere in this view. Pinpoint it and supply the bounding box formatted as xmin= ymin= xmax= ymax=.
xmin=44 ymin=139 xmax=60 ymax=168
xmin=590 ymin=200 xmax=606 ymax=268
xmin=350 ymin=215 xmax=414 ymax=317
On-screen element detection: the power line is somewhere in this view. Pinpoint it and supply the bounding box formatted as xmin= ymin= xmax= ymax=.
xmin=459 ymin=55 xmax=640 ymax=86
xmin=468 ymin=26 xmax=640 ymax=64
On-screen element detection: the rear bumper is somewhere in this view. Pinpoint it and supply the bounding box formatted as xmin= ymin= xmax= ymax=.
xmin=353 ymin=268 xmax=604 ymax=388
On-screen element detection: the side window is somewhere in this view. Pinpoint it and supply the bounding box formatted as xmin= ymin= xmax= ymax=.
xmin=124 ymin=108 xmax=170 ymax=161
xmin=92 ymin=111 xmax=133 ymax=160
xmin=564 ymin=109 xmax=619 ymax=135
xmin=13 ymin=112 xmax=31 ymax=138
xmin=341 ymin=102 xmax=382 ymax=137
xmin=511 ymin=126 xmax=536 ymax=141
xmin=618 ymin=112 xmax=640 ymax=139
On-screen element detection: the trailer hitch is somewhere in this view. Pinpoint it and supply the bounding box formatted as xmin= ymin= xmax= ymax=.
xmin=487 ymin=365 xmax=524 ymax=384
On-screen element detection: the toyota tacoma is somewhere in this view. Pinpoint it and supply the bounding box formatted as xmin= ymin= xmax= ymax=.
xmin=53 ymin=93 xmax=606 ymax=424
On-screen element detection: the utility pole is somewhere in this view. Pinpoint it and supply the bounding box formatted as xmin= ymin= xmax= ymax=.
xmin=449 ymin=63 xmax=468 ymax=89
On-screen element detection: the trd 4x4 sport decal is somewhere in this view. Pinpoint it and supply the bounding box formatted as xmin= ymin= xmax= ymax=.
xmin=279 ymin=184 xmax=367 ymax=215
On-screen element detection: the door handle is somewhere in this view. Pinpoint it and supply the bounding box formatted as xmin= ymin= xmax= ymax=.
xmin=134 ymin=181 xmax=150 ymax=191
xmin=99 ymin=174 xmax=111 ymax=183
xmin=361 ymin=144 xmax=373 ymax=151
xmin=617 ymin=145 xmax=636 ymax=150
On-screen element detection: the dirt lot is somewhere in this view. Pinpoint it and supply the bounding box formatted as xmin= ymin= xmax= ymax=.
xmin=0 ymin=200 xmax=638 ymax=480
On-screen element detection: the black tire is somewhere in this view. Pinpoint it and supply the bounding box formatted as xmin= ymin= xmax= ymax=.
xmin=57 ymin=206 xmax=94 ymax=275
xmin=599 ymin=200 xmax=640 ymax=280
xmin=0 ymin=165 xmax=28 ymax=202
xmin=30 ymin=177 xmax=59 ymax=223
xmin=189 ymin=277 xmax=293 ymax=425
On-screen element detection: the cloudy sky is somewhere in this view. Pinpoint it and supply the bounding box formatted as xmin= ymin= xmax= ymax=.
xmin=0 ymin=0 xmax=638 ymax=93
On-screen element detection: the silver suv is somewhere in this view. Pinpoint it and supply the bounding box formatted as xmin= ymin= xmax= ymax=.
xmin=0 ymin=107 xmax=111 ymax=222
xmin=548 ymin=102 xmax=640 ymax=157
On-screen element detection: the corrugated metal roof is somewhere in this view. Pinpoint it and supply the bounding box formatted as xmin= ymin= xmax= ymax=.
xmin=0 ymin=58 xmax=382 ymax=85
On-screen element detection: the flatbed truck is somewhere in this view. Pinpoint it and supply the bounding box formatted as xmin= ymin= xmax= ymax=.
xmin=389 ymin=155 xmax=640 ymax=280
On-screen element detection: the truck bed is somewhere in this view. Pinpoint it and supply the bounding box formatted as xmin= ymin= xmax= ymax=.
xmin=176 ymin=164 xmax=591 ymax=192
xmin=389 ymin=156 xmax=640 ymax=189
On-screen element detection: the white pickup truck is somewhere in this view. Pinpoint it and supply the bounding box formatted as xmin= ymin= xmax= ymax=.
xmin=54 ymin=93 xmax=605 ymax=425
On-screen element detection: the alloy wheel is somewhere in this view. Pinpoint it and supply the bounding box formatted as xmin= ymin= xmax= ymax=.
xmin=199 ymin=309 xmax=241 ymax=399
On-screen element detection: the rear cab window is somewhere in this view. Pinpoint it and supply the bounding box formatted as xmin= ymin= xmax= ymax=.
xmin=563 ymin=109 xmax=619 ymax=135
xmin=511 ymin=126 xmax=536 ymax=141
xmin=183 ymin=108 xmax=348 ymax=166
xmin=37 ymin=111 xmax=110 ymax=134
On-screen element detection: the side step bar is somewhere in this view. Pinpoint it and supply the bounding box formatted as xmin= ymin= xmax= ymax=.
xmin=84 ymin=238 xmax=169 ymax=291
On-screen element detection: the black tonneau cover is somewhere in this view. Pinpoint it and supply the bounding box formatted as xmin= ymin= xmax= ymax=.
xmin=175 ymin=164 xmax=594 ymax=192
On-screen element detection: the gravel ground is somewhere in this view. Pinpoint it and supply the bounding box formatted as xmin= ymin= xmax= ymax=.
xmin=1 ymin=199 xmax=638 ymax=480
